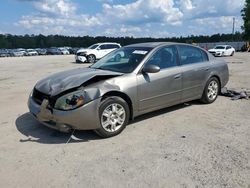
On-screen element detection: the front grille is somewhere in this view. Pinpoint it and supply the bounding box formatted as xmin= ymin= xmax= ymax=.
xmin=32 ymin=88 xmax=50 ymax=105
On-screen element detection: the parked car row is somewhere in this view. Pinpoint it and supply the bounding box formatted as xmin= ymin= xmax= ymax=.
xmin=0 ymin=47 xmax=80 ymax=57
xmin=1 ymin=43 xmax=237 ymax=59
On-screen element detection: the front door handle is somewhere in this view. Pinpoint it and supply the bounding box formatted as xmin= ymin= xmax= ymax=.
xmin=204 ymin=67 xmax=209 ymax=71
xmin=202 ymin=67 xmax=210 ymax=71
xmin=174 ymin=74 xmax=181 ymax=79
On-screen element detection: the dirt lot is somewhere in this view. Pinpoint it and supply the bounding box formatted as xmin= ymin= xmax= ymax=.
xmin=0 ymin=54 xmax=249 ymax=188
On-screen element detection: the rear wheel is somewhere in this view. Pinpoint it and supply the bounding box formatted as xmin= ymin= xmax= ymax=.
xmin=201 ymin=77 xmax=220 ymax=104
xmin=87 ymin=54 xmax=96 ymax=63
xmin=230 ymin=51 xmax=235 ymax=56
xmin=95 ymin=96 xmax=130 ymax=138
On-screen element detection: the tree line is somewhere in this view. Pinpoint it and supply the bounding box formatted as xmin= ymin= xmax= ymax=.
xmin=0 ymin=32 xmax=244 ymax=49
xmin=242 ymin=0 xmax=250 ymax=40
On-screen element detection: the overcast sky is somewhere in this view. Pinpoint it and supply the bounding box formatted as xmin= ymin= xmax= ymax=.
xmin=0 ymin=0 xmax=245 ymax=37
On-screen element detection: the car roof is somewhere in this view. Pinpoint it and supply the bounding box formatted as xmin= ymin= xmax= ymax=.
xmin=95 ymin=42 xmax=120 ymax=45
xmin=126 ymin=42 xmax=186 ymax=48
xmin=215 ymin=45 xmax=229 ymax=47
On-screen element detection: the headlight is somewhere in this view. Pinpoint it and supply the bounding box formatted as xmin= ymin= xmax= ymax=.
xmin=54 ymin=90 xmax=86 ymax=111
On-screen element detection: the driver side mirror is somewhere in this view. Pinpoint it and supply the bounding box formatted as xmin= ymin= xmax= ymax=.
xmin=142 ymin=64 xmax=160 ymax=74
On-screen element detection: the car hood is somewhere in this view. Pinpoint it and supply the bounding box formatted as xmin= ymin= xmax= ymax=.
xmin=35 ymin=68 xmax=123 ymax=96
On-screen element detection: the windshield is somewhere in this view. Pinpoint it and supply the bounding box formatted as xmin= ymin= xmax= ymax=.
xmin=215 ymin=46 xmax=225 ymax=49
xmin=88 ymin=44 xmax=99 ymax=49
xmin=91 ymin=47 xmax=152 ymax=73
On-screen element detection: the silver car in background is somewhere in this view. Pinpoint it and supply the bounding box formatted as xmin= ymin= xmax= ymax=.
xmin=28 ymin=42 xmax=229 ymax=137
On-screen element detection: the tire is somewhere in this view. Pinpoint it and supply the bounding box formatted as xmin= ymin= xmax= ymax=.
xmin=200 ymin=77 xmax=220 ymax=104
xmin=230 ymin=51 xmax=235 ymax=56
xmin=87 ymin=54 xmax=96 ymax=64
xmin=95 ymin=96 xmax=130 ymax=138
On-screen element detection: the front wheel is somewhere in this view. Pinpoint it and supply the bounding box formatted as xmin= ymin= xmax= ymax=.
xmin=201 ymin=77 xmax=220 ymax=104
xmin=95 ymin=96 xmax=130 ymax=138
xmin=87 ymin=54 xmax=96 ymax=63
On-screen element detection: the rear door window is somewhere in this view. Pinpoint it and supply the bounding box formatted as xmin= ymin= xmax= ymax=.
xmin=177 ymin=45 xmax=207 ymax=65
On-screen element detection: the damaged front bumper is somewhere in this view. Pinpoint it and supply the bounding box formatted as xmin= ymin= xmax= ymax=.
xmin=75 ymin=55 xmax=87 ymax=63
xmin=28 ymin=96 xmax=101 ymax=132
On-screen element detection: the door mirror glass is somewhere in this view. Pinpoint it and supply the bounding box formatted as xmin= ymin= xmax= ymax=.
xmin=143 ymin=64 xmax=160 ymax=73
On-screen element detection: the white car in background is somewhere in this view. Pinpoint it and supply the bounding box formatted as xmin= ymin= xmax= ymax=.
xmin=208 ymin=45 xmax=235 ymax=57
xmin=75 ymin=42 xmax=121 ymax=63
xmin=12 ymin=48 xmax=27 ymax=57
xmin=26 ymin=49 xmax=38 ymax=56
xmin=59 ymin=48 xmax=70 ymax=55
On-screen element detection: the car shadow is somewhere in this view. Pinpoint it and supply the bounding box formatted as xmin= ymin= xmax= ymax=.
xmin=16 ymin=101 xmax=202 ymax=144
xmin=130 ymin=102 xmax=196 ymax=125
xmin=15 ymin=113 xmax=100 ymax=144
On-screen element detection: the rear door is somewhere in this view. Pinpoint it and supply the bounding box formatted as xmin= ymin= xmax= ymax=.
xmin=177 ymin=45 xmax=210 ymax=102
xmin=137 ymin=45 xmax=182 ymax=111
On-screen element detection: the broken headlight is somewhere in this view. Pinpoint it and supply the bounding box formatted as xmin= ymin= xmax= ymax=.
xmin=54 ymin=90 xmax=87 ymax=111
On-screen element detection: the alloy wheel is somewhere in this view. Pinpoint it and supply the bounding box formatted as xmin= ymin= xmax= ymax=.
xmin=207 ymin=80 xmax=218 ymax=101
xmin=101 ymin=103 xmax=126 ymax=132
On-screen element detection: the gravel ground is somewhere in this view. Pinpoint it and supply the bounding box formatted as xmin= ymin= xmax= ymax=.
xmin=0 ymin=54 xmax=249 ymax=188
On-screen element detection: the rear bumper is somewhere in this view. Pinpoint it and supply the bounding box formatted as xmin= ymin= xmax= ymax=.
xmin=28 ymin=96 xmax=101 ymax=132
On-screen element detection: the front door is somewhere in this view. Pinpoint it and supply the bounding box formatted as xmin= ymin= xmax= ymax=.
xmin=96 ymin=45 xmax=109 ymax=59
xmin=137 ymin=45 xmax=182 ymax=111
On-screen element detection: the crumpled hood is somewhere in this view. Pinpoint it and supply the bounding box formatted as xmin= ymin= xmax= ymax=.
xmin=35 ymin=68 xmax=123 ymax=96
